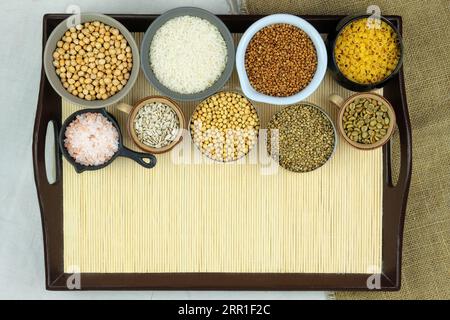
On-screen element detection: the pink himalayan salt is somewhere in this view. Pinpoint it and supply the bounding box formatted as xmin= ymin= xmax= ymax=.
xmin=64 ymin=112 xmax=119 ymax=166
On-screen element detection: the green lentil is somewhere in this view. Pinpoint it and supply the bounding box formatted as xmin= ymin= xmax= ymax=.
xmin=267 ymin=104 xmax=335 ymax=172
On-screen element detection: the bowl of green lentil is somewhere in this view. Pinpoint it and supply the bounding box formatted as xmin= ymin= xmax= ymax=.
xmin=267 ymin=103 xmax=337 ymax=173
xmin=330 ymin=92 xmax=396 ymax=150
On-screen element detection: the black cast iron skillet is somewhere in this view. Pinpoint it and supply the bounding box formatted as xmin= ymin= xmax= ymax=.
xmin=59 ymin=108 xmax=157 ymax=173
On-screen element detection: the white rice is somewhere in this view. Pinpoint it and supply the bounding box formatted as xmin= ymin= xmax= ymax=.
xmin=64 ymin=112 xmax=119 ymax=166
xmin=150 ymin=15 xmax=228 ymax=94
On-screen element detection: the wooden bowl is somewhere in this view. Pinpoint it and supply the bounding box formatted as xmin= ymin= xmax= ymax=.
xmin=116 ymin=96 xmax=186 ymax=154
xmin=329 ymin=92 xmax=396 ymax=150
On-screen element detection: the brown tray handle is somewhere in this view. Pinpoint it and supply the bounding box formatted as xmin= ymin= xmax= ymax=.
xmin=34 ymin=15 xmax=63 ymax=193
xmin=33 ymin=70 xmax=62 ymax=191
xmin=381 ymin=66 xmax=412 ymax=286
xmin=33 ymin=59 xmax=65 ymax=285
xmin=385 ymin=76 xmax=412 ymax=194
xmin=380 ymin=17 xmax=412 ymax=196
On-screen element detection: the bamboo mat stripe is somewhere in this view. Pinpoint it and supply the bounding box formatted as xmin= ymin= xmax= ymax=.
xmin=62 ymin=33 xmax=383 ymax=273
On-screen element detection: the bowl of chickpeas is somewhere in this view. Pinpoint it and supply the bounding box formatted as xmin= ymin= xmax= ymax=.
xmin=43 ymin=13 xmax=140 ymax=108
xmin=326 ymin=15 xmax=403 ymax=92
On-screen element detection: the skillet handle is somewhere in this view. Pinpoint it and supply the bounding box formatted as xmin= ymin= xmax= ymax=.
xmin=118 ymin=147 xmax=157 ymax=169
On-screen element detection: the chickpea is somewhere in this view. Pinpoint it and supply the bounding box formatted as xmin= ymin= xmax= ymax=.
xmin=52 ymin=20 xmax=133 ymax=101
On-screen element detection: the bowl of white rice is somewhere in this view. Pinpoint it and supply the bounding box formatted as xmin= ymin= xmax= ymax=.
xmin=141 ymin=7 xmax=235 ymax=101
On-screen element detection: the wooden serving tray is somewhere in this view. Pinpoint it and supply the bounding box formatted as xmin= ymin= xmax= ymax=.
xmin=33 ymin=14 xmax=412 ymax=290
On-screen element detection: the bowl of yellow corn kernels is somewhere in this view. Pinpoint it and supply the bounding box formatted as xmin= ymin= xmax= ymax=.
xmin=326 ymin=14 xmax=403 ymax=92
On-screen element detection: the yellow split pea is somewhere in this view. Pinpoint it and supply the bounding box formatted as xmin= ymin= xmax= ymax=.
xmin=334 ymin=18 xmax=401 ymax=85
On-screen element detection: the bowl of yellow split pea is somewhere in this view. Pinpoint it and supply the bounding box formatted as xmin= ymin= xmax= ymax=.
xmin=326 ymin=15 xmax=403 ymax=92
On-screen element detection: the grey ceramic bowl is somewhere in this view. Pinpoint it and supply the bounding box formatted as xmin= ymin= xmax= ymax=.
xmin=43 ymin=13 xmax=140 ymax=108
xmin=140 ymin=7 xmax=235 ymax=101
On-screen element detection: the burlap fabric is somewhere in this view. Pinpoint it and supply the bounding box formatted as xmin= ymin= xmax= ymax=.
xmin=243 ymin=0 xmax=450 ymax=300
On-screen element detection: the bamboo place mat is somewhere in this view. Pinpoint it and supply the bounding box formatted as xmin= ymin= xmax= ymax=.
xmin=61 ymin=33 xmax=383 ymax=274
xmin=243 ymin=0 xmax=450 ymax=299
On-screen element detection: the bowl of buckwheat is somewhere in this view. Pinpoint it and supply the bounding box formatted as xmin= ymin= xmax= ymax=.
xmin=44 ymin=13 xmax=140 ymax=108
xmin=235 ymin=14 xmax=327 ymax=105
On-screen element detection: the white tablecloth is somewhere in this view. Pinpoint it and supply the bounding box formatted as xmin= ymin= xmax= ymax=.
xmin=0 ymin=0 xmax=328 ymax=300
